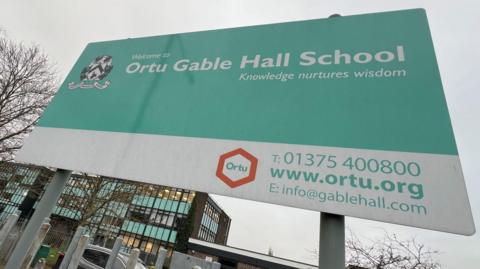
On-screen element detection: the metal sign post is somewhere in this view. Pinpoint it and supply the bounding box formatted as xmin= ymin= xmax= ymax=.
xmin=318 ymin=14 xmax=347 ymax=269
xmin=5 ymin=169 xmax=72 ymax=269
xmin=319 ymin=213 xmax=345 ymax=269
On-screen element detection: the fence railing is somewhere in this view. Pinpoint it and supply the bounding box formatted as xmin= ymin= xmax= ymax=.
xmin=43 ymin=228 xmax=74 ymax=251
xmin=0 ymin=213 xmax=220 ymax=269
xmin=0 ymin=214 xmax=74 ymax=266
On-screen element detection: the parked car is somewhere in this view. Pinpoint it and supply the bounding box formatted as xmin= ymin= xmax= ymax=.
xmin=78 ymin=244 xmax=147 ymax=269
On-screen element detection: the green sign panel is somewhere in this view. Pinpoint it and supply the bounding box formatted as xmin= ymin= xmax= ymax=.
xmin=18 ymin=9 xmax=475 ymax=235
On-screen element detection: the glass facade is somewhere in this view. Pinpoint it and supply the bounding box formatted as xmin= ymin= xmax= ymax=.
xmin=52 ymin=175 xmax=197 ymax=263
xmin=0 ymin=162 xmax=230 ymax=265
xmin=198 ymin=200 xmax=220 ymax=243
xmin=0 ymin=162 xmax=47 ymax=219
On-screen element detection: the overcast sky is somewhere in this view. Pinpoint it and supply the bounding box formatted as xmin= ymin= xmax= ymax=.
xmin=1 ymin=0 xmax=479 ymax=268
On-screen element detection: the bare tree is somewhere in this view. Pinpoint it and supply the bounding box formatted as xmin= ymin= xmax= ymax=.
xmin=308 ymin=230 xmax=441 ymax=269
xmin=59 ymin=174 xmax=136 ymax=230
xmin=0 ymin=30 xmax=57 ymax=160
xmin=346 ymin=230 xmax=441 ymax=269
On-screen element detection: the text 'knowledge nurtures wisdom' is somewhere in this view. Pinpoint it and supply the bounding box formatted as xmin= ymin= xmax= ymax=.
xmin=125 ymin=45 xmax=407 ymax=82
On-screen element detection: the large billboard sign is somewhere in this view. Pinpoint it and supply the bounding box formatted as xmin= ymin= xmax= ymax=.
xmin=17 ymin=9 xmax=475 ymax=235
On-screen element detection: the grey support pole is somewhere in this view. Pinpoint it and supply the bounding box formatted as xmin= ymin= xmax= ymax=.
xmin=59 ymin=226 xmax=86 ymax=269
xmin=318 ymin=212 xmax=345 ymax=269
xmin=154 ymin=247 xmax=168 ymax=269
xmin=20 ymin=220 xmax=51 ymax=269
xmin=0 ymin=213 xmax=20 ymax=248
xmin=67 ymin=235 xmax=89 ymax=269
xmin=155 ymin=247 xmax=167 ymax=269
xmin=5 ymin=169 xmax=72 ymax=269
xmin=105 ymin=237 xmax=123 ymax=269
xmin=212 ymin=261 xmax=221 ymax=269
xmin=126 ymin=249 xmax=140 ymax=269
xmin=317 ymin=19 xmax=346 ymax=269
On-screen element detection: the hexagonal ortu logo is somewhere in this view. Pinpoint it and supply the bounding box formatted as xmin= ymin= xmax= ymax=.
xmin=216 ymin=148 xmax=258 ymax=188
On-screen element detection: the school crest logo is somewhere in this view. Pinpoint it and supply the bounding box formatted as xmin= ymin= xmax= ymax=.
xmin=68 ymin=55 xmax=113 ymax=90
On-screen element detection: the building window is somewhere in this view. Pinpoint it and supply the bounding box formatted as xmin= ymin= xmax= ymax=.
xmin=198 ymin=200 xmax=221 ymax=242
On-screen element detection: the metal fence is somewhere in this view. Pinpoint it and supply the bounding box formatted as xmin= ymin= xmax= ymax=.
xmin=0 ymin=213 xmax=189 ymax=269
xmin=0 ymin=214 xmax=74 ymax=265
xmin=43 ymin=228 xmax=74 ymax=251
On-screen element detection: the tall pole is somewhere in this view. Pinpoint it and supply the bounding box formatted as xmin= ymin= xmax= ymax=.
xmin=105 ymin=237 xmax=123 ymax=269
xmin=154 ymin=248 xmax=168 ymax=269
xmin=318 ymin=212 xmax=345 ymax=269
xmin=0 ymin=213 xmax=20 ymax=248
xmin=20 ymin=220 xmax=51 ymax=269
xmin=5 ymin=169 xmax=72 ymax=269
xmin=126 ymin=249 xmax=140 ymax=269
xmin=318 ymin=13 xmax=346 ymax=269
xmin=67 ymin=235 xmax=90 ymax=269
xmin=59 ymin=226 xmax=86 ymax=269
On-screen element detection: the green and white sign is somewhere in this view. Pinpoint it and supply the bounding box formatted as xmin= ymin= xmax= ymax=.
xmin=17 ymin=9 xmax=475 ymax=235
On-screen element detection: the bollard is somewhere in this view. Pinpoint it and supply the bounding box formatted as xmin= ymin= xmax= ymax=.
xmin=20 ymin=219 xmax=51 ymax=269
xmin=126 ymin=248 xmax=140 ymax=269
xmin=212 ymin=261 xmax=221 ymax=269
xmin=67 ymin=235 xmax=89 ymax=269
xmin=2 ymin=233 xmax=19 ymax=261
xmin=0 ymin=213 xmax=19 ymax=249
xmin=59 ymin=226 xmax=86 ymax=269
xmin=154 ymin=247 xmax=168 ymax=269
xmin=105 ymin=237 xmax=123 ymax=269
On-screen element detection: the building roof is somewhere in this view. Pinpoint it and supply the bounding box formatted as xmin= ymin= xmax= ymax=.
xmin=206 ymin=195 xmax=230 ymax=219
xmin=188 ymin=238 xmax=318 ymax=269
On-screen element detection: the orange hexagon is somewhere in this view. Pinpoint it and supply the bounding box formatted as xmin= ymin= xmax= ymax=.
xmin=216 ymin=148 xmax=258 ymax=188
